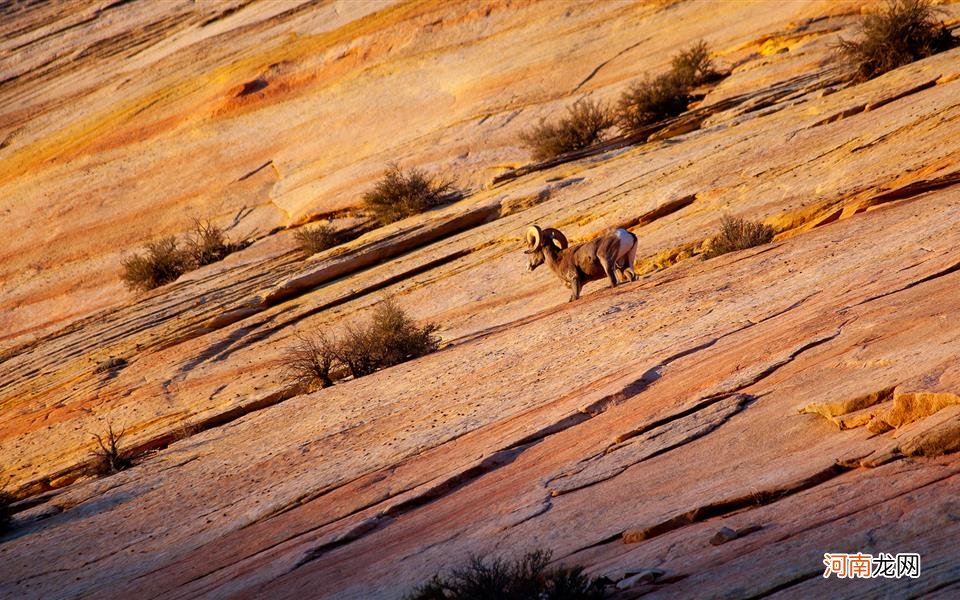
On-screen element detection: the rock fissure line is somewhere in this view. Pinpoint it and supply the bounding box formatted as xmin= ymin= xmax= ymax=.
xmin=12 ymin=384 xmax=301 ymax=499
xmin=805 ymin=78 xmax=939 ymax=131
xmin=613 ymin=327 xmax=842 ymax=447
xmin=492 ymin=70 xmax=849 ymax=187
xmin=739 ymin=570 xmax=824 ymax=600
xmin=549 ymin=394 xmax=755 ymax=498
xmin=278 ymin=323 xmax=840 ymax=571
xmin=563 ymin=462 xmax=853 ymax=560
xmin=571 ymin=39 xmax=647 ymax=93
xmin=544 ymin=293 xmax=822 ymax=489
xmin=851 ymin=256 xmax=960 ymax=309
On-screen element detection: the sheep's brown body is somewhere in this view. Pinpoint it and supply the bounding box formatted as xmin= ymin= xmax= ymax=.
xmin=524 ymin=225 xmax=638 ymax=301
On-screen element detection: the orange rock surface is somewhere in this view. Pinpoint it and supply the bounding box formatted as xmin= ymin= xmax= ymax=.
xmin=2 ymin=1 xmax=960 ymax=598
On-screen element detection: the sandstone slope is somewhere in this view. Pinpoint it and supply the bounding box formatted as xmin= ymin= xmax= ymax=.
xmin=2 ymin=1 xmax=960 ymax=599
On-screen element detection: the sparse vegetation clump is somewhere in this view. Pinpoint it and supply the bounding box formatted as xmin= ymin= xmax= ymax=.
xmin=283 ymin=298 xmax=440 ymax=390
xmin=122 ymin=220 xmax=247 ymax=291
xmin=90 ymin=424 xmax=133 ymax=476
xmin=616 ymin=40 xmax=718 ymax=133
xmin=186 ymin=219 xmax=242 ymax=266
xmin=520 ymin=98 xmax=615 ymax=161
xmin=295 ymin=224 xmax=341 ymax=255
xmin=363 ymin=164 xmax=458 ymax=226
xmin=670 ymin=40 xmax=719 ymax=88
xmin=616 ymin=74 xmax=691 ymax=133
xmin=703 ymin=215 xmax=775 ymax=259
xmin=839 ymin=0 xmax=955 ymax=82
xmin=283 ymin=330 xmax=337 ymax=390
xmin=121 ymin=236 xmax=191 ymax=291
xmin=363 ymin=298 xmax=440 ymax=371
xmin=406 ymin=550 xmax=609 ymax=600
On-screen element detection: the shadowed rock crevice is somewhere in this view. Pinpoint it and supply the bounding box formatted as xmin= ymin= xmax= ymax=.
xmin=548 ymin=394 xmax=754 ymax=497
xmin=804 ymin=78 xmax=940 ymax=130
xmin=851 ymin=256 xmax=960 ymax=308
xmin=613 ymin=327 xmax=844 ymax=447
xmin=562 ymin=462 xmax=854 ymax=562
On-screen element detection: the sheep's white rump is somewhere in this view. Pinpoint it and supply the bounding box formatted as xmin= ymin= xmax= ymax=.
xmin=613 ymin=228 xmax=635 ymax=256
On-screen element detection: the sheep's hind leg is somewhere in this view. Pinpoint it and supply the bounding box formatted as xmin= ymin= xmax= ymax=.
xmin=614 ymin=265 xmax=627 ymax=283
xmin=599 ymin=257 xmax=619 ymax=288
xmin=623 ymin=240 xmax=639 ymax=282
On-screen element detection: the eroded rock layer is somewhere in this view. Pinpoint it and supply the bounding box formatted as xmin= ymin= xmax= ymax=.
xmin=2 ymin=1 xmax=960 ymax=598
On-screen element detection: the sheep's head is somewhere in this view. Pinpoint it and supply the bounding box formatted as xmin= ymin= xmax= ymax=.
xmin=524 ymin=225 xmax=567 ymax=271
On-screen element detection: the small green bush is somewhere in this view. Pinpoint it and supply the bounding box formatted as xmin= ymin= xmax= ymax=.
xmin=520 ymin=98 xmax=615 ymax=161
xmin=283 ymin=298 xmax=440 ymax=389
xmin=295 ymin=224 xmax=341 ymax=255
xmin=616 ymin=40 xmax=717 ymax=133
xmin=121 ymin=236 xmax=191 ymax=291
xmin=363 ymin=165 xmax=457 ymax=226
xmin=703 ymin=215 xmax=775 ymax=259
xmin=840 ymin=0 xmax=955 ymax=81
xmin=406 ymin=550 xmax=609 ymax=600
xmin=90 ymin=424 xmax=133 ymax=476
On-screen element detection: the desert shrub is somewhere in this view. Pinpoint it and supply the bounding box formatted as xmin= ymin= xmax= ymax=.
xmin=186 ymin=219 xmax=241 ymax=266
xmin=839 ymin=0 xmax=955 ymax=81
xmin=283 ymin=331 xmax=338 ymax=391
xmin=406 ymin=550 xmax=609 ymax=600
xmin=363 ymin=165 xmax=458 ymax=226
xmin=283 ymin=299 xmax=440 ymax=388
xmin=121 ymin=236 xmax=191 ymax=291
xmin=520 ymin=98 xmax=615 ymax=161
xmin=616 ymin=74 xmax=691 ymax=132
xmin=365 ymin=298 xmax=440 ymax=368
xmin=670 ymin=40 xmax=719 ymax=88
xmin=336 ymin=323 xmax=384 ymax=378
xmin=295 ymin=224 xmax=341 ymax=255
xmin=616 ymin=40 xmax=717 ymax=133
xmin=703 ymin=215 xmax=775 ymax=259
xmin=122 ymin=220 xmax=247 ymax=291
xmin=90 ymin=424 xmax=133 ymax=476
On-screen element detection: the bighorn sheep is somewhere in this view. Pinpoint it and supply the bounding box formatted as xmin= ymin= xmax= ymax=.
xmin=524 ymin=225 xmax=638 ymax=301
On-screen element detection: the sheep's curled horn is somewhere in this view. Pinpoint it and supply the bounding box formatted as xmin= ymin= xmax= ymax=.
xmin=524 ymin=225 xmax=567 ymax=253
xmin=524 ymin=225 xmax=541 ymax=253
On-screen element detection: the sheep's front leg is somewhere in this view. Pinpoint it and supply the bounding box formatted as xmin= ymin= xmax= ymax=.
xmin=569 ymin=278 xmax=581 ymax=302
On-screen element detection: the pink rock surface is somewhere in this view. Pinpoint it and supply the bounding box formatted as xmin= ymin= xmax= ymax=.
xmin=2 ymin=1 xmax=960 ymax=598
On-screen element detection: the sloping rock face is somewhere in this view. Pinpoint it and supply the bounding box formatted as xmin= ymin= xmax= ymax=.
xmin=3 ymin=1 xmax=960 ymax=598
